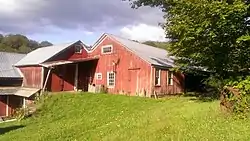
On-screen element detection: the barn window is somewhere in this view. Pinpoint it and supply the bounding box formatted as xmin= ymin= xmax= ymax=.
xmin=107 ymin=72 xmax=115 ymax=87
xmin=155 ymin=69 xmax=161 ymax=86
xmin=168 ymin=71 xmax=174 ymax=85
xmin=75 ymin=45 xmax=82 ymax=53
xmin=96 ymin=73 xmax=102 ymax=80
xmin=102 ymin=45 xmax=113 ymax=54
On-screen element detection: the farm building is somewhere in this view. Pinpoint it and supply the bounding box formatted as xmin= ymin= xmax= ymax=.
xmin=14 ymin=33 xmax=185 ymax=97
xmin=0 ymin=52 xmax=39 ymax=117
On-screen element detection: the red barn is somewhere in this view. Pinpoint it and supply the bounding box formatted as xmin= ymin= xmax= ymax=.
xmin=15 ymin=33 xmax=185 ymax=97
xmin=0 ymin=52 xmax=39 ymax=117
xmin=88 ymin=33 xmax=185 ymax=96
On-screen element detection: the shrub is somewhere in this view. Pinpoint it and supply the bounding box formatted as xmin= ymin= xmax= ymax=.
xmin=221 ymin=76 xmax=250 ymax=118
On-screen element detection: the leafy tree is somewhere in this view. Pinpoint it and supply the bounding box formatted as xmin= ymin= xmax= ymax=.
xmin=2 ymin=34 xmax=29 ymax=50
xmin=143 ymin=41 xmax=170 ymax=50
xmin=0 ymin=34 xmax=53 ymax=53
xmin=39 ymin=41 xmax=53 ymax=47
xmin=126 ymin=0 xmax=250 ymax=78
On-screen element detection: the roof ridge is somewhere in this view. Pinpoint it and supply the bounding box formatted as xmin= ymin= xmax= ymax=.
xmin=106 ymin=33 xmax=169 ymax=52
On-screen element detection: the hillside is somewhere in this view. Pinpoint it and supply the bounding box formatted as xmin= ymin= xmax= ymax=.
xmin=0 ymin=34 xmax=53 ymax=53
xmin=1 ymin=93 xmax=250 ymax=141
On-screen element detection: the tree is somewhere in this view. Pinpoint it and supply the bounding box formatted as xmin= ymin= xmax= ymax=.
xmin=142 ymin=41 xmax=170 ymax=50
xmin=2 ymin=34 xmax=29 ymax=50
xmin=0 ymin=34 xmax=53 ymax=53
xmin=39 ymin=41 xmax=53 ymax=47
xmin=126 ymin=0 xmax=250 ymax=78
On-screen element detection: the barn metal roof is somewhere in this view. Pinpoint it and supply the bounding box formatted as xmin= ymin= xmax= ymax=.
xmin=15 ymin=41 xmax=84 ymax=66
xmin=0 ymin=52 xmax=26 ymax=78
xmin=93 ymin=33 xmax=175 ymax=67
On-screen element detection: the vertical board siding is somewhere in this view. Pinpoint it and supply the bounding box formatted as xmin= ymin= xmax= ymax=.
xmin=89 ymin=36 xmax=152 ymax=96
xmin=153 ymin=68 xmax=185 ymax=95
xmin=19 ymin=66 xmax=42 ymax=88
xmin=0 ymin=96 xmax=7 ymax=116
xmin=50 ymin=64 xmax=75 ymax=92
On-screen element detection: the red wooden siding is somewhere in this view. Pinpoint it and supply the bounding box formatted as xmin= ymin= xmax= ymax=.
xmin=47 ymin=44 xmax=88 ymax=62
xmin=89 ymin=36 xmax=152 ymax=96
xmin=0 ymin=96 xmax=7 ymax=117
xmin=50 ymin=64 xmax=76 ymax=92
xmin=153 ymin=68 xmax=185 ymax=95
xmin=19 ymin=66 xmax=43 ymax=88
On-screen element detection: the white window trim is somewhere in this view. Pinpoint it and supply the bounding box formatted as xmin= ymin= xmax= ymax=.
xmin=75 ymin=45 xmax=82 ymax=54
xmin=96 ymin=73 xmax=102 ymax=80
xmin=101 ymin=45 xmax=113 ymax=54
xmin=155 ymin=69 xmax=161 ymax=86
xmin=168 ymin=71 xmax=174 ymax=86
xmin=107 ymin=71 xmax=115 ymax=88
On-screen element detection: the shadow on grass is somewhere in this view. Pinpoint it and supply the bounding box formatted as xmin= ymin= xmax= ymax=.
xmin=0 ymin=125 xmax=25 ymax=135
xmin=184 ymin=87 xmax=219 ymax=102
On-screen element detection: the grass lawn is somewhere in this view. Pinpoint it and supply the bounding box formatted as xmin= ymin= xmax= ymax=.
xmin=1 ymin=93 xmax=250 ymax=141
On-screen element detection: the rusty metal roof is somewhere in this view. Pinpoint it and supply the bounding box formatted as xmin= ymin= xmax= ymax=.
xmin=0 ymin=52 xmax=26 ymax=78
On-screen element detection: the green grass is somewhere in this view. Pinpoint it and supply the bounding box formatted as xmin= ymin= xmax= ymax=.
xmin=1 ymin=93 xmax=250 ymax=141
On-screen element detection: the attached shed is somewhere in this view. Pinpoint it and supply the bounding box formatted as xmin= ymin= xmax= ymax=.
xmin=14 ymin=41 xmax=97 ymax=92
xmin=0 ymin=52 xmax=39 ymax=117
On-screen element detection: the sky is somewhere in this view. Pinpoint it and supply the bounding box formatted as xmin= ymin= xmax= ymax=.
xmin=0 ymin=0 xmax=166 ymax=45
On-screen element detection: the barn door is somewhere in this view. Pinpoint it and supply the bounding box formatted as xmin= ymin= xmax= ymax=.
xmin=0 ymin=96 xmax=7 ymax=117
xmin=128 ymin=69 xmax=139 ymax=96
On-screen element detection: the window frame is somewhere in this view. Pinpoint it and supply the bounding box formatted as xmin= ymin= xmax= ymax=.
xmin=155 ymin=68 xmax=161 ymax=86
xmin=168 ymin=71 xmax=174 ymax=85
xmin=74 ymin=45 xmax=83 ymax=54
xmin=96 ymin=73 xmax=102 ymax=80
xmin=101 ymin=45 xmax=113 ymax=54
xmin=107 ymin=71 xmax=115 ymax=88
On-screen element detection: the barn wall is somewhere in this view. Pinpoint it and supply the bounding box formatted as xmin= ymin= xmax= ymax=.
xmin=0 ymin=96 xmax=7 ymax=117
xmin=19 ymin=66 xmax=43 ymax=88
xmin=50 ymin=64 xmax=76 ymax=92
xmin=153 ymin=68 xmax=185 ymax=95
xmin=89 ymin=36 xmax=152 ymax=96
xmin=47 ymin=43 xmax=88 ymax=62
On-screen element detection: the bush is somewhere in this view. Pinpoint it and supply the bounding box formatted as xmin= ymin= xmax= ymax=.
xmin=221 ymin=76 xmax=250 ymax=118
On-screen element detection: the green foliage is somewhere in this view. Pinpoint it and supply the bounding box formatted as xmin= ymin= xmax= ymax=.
xmin=0 ymin=33 xmax=53 ymax=53
xmin=100 ymin=85 xmax=108 ymax=93
xmin=127 ymin=0 xmax=250 ymax=78
xmin=11 ymin=108 xmax=28 ymax=121
xmin=223 ymin=76 xmax=250 ymax=117
xmin=142 ymin=41 xmax=171 ymax=50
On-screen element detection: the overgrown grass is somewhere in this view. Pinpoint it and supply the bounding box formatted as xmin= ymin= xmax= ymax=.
xmin=1 ymin=92 xmax=250 ymax=141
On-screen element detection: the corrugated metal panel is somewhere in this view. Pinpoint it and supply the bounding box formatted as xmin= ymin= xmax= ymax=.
xmin=15 ymin=41 xmax=81 ymax=66
xmin=107 ymin=34 xmax=175 ymax=67
xmin=0 ymin=52 xmax=26 ymax=78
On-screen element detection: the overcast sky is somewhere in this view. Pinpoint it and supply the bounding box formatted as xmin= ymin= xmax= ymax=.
xmin=0 ymin=0 xmax=166 ymax=45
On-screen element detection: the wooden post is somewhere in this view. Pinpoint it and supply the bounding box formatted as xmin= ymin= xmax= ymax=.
xmin=41 ymin=68 xmax=52 ymax=94
xmin=6 ymin=96 xmax=9 ymax=116
xmin=74 ymin=63 xmax=79 ymax=91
